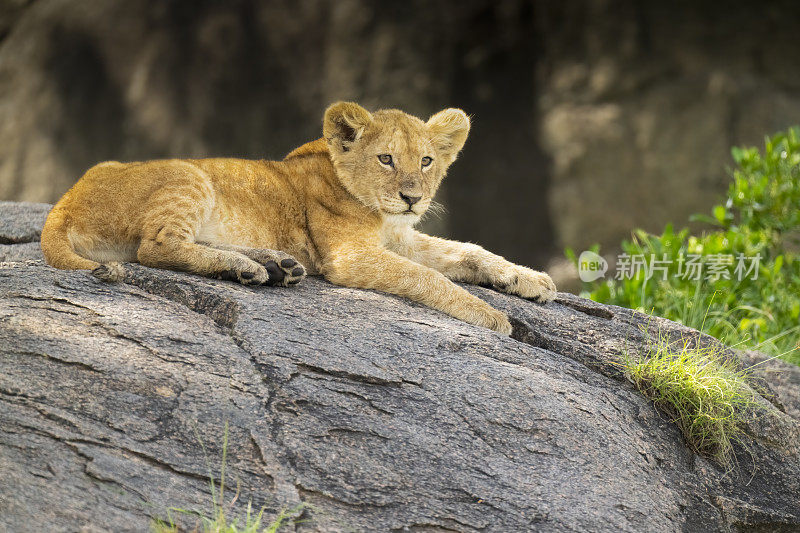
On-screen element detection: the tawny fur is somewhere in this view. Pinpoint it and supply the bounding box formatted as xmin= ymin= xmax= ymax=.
xmin=40 ymin=102 xmax=556 ymax=334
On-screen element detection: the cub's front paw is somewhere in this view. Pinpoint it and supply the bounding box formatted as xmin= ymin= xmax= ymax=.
xmin=463 ymin=301 xmax=512 ymax=335
xmin=215 ymin=261 xmax=269 ymax=286
xmin=494 ymin=266 xmax=557 ymax=303
xmin=487 ymin=309 xmax=513 ymax=335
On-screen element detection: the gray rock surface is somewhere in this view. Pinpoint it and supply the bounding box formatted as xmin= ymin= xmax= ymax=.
xmin=738 ymin=350 xmax=800 ymax=422
xmin=2 ymin=202 xmax=800 ymax=532
xmin=0 ymin=201 xmax=51 ymax=244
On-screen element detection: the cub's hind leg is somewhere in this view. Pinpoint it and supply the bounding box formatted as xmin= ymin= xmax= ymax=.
xmin=199 ymin=243 xmax=307 ymax=287
xmin=135 ymin=167 xmax=270 ymax=285
xmin=137 ymin=228 xmax=271 ymax=285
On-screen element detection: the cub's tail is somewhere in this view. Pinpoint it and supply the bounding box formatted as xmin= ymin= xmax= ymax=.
xmin=40 ymin=207 xmax=125 ymax=282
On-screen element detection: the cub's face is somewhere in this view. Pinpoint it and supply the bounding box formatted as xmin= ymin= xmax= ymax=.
xmin=323 ymin=103 xmax=470 ymax=225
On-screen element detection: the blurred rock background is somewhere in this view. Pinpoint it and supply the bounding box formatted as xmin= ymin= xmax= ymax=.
xmin=2 ymin=0 xmax=800 ymax=286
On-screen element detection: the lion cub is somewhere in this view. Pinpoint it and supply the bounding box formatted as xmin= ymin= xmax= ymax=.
xmin=41 ymin=102 xmax=556 ymax=334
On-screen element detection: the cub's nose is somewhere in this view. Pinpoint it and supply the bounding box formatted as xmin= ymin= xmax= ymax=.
xmin=399 ymin=192 xmax=422 ymax=207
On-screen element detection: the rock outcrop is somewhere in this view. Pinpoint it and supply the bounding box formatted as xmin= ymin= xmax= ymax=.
xmin=2 ymin=201 xmax=800 ymax=532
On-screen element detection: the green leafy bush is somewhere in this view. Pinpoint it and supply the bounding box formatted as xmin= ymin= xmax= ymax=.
xmin=569 ymin=128 xmax=800 ymax=364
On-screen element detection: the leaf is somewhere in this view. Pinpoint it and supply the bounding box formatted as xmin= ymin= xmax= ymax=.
xmin=690 ymin=213 xmax=720 ymax=225
xmin=773 ymin=255 xmax=784 ymax=276
xmin=713 ymin=205 xmax=727 ymax=224
xmin=564 ymin=247 xmax=576 ymax=265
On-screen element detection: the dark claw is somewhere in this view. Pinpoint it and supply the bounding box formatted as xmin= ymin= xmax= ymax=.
xmin=280 ymin=258 xmax=297 ymax=268
xmin=240 ymin=271 xmax=255 ymax=280
xmin=265 ymin=261 xmax=285 ymax=282
xmin=288 ymin=278 xmax=302 ymax=285
xmin=291 ymin=267 xmax=305 ymax=277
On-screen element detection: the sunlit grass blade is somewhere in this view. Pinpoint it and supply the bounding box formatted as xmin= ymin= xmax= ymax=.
xmin=619 ymin=329 xmax=758 ymax=468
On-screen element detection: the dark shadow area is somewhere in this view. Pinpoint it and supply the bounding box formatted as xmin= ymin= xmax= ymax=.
xmin=445 ymin=2 xmax=555 ymax=267
xmin=45 ymin=25 xmax=128 ymax=177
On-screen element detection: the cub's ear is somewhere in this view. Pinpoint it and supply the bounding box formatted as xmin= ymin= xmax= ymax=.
xmin=427 ymin=108 xmax=471 ymax=167
xmin=323 ymin=102 xmax=373 ymax=152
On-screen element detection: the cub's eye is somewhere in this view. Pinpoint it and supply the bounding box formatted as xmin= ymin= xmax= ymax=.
xmin=378 ymin=154 xmax=393 ymax=166
xmin=421 ymin=156 xmax=433 ymax=168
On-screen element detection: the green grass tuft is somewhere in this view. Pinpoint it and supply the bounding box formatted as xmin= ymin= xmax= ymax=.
xmin=151 ymin=502 xmax=301 ymax=533
xmin=621 ymin=332 xmax=757 ymax=468
xmin=151 ymin=422 xmax=307 ymax=533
